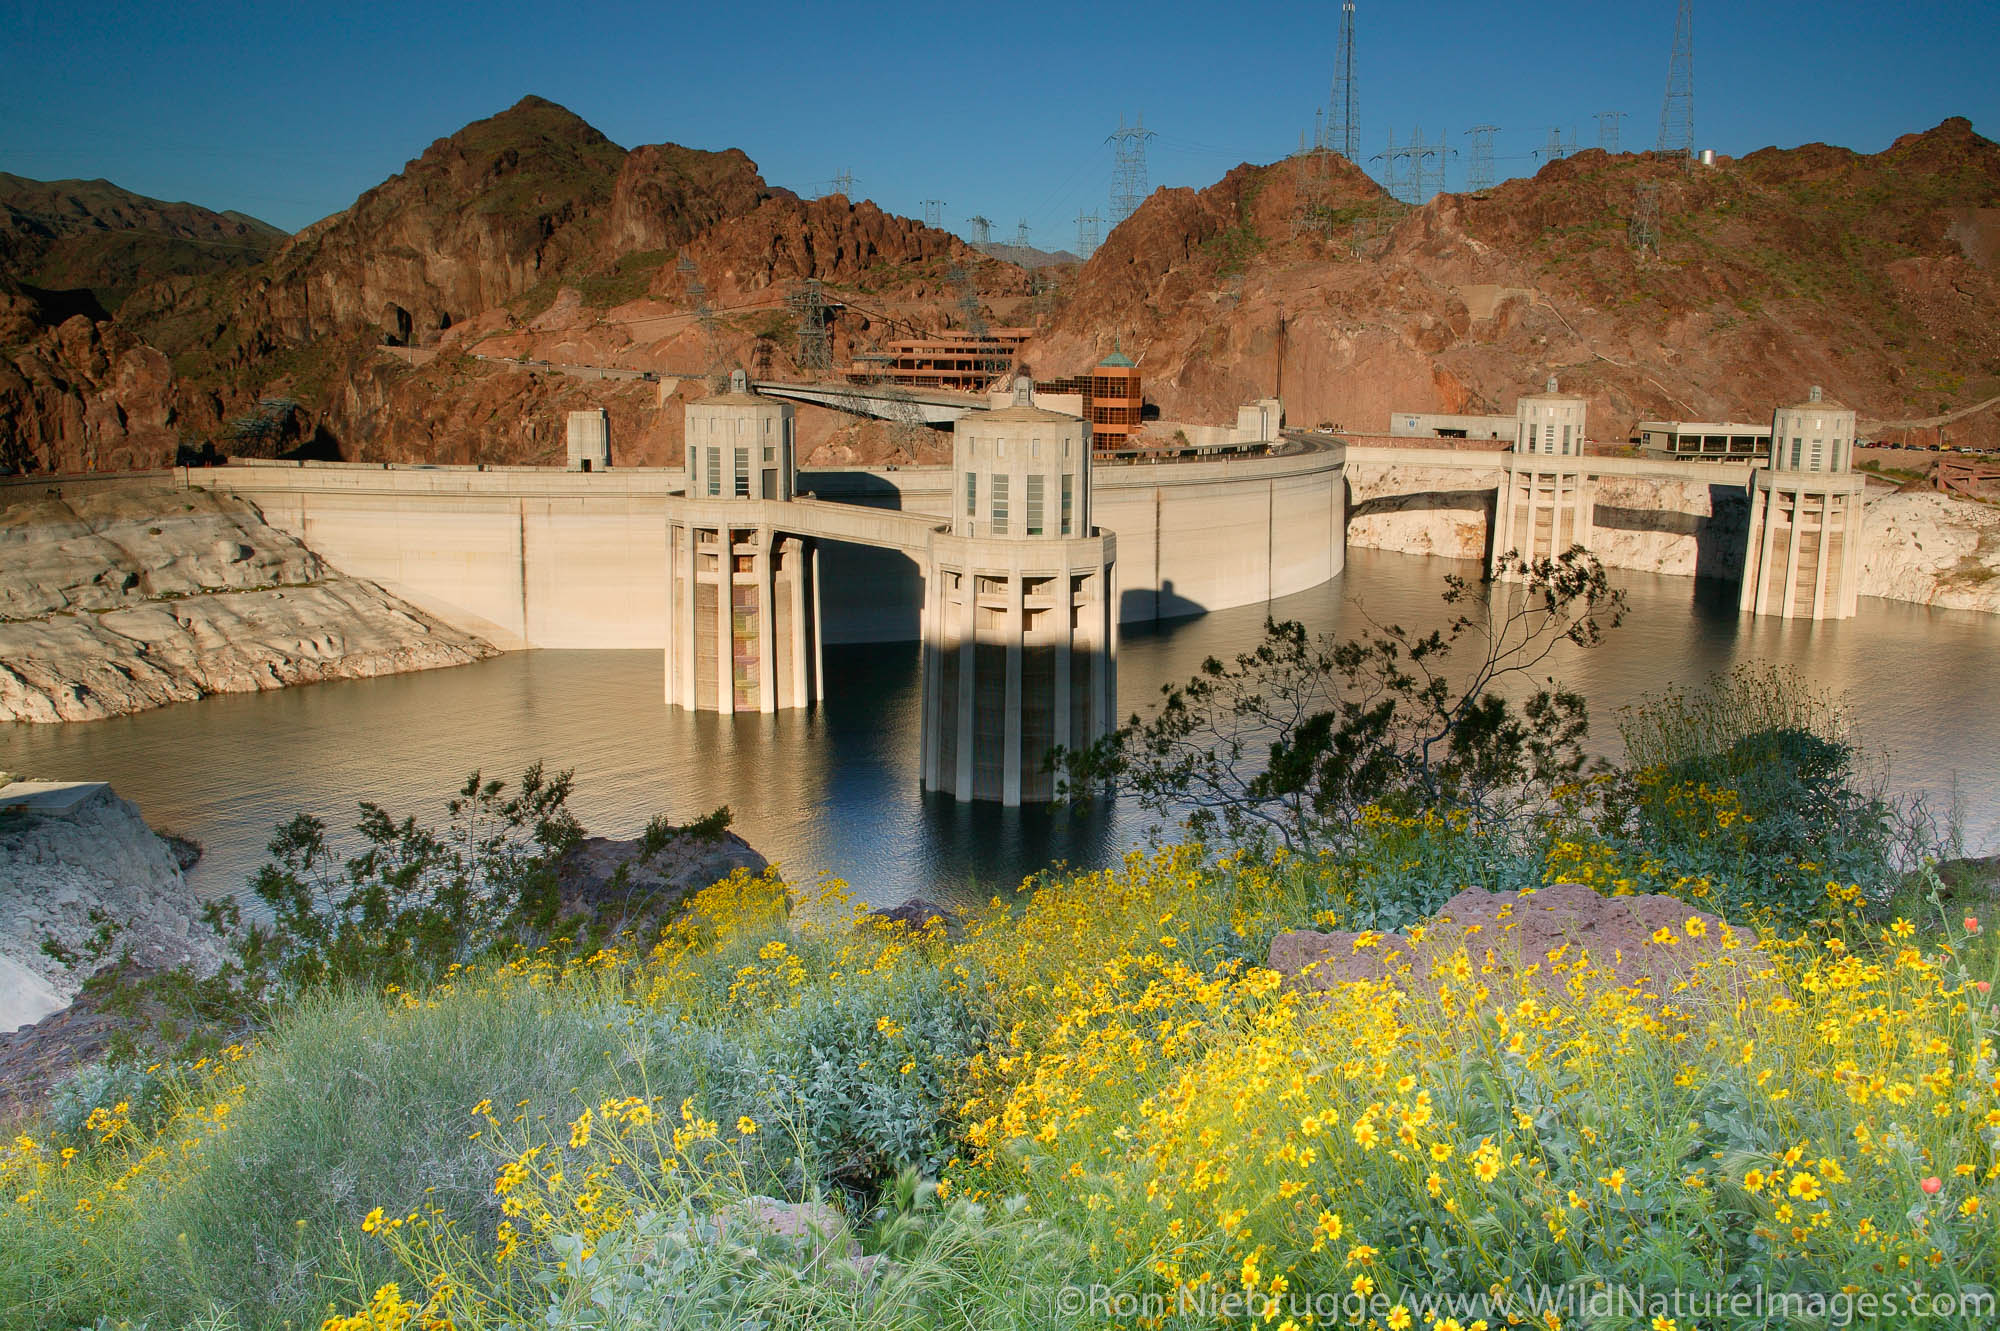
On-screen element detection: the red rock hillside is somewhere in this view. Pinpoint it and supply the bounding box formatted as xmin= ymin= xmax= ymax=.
xmin=1025 ymin=118 xmax=2000 ymax=448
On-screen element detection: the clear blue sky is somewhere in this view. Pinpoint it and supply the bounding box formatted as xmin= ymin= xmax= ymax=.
xmin=3 ymin=0 xmax=1992 ymax=250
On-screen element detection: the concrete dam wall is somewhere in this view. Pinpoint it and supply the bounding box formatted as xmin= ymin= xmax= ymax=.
xmin=188 ymin=446 xmax=1349 ymax=649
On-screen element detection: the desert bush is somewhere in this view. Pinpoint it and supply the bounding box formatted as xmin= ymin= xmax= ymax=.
xmin=1061 ymin=549 xmax=1624 ymax=853
xmin=202 ymin=763 xmax=583 ymax=1009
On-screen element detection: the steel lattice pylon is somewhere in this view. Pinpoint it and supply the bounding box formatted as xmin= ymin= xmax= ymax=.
xmin=1325 ymin=1 xmax=1359 ymax=162
xmin=1106 ymin=115 xmax=1156 ymax=227
xmin=1657 ymin=0 xmax=1694 ymax=156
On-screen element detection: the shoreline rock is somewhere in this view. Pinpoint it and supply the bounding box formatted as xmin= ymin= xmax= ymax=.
xmin=556 ymin=827 xmax=768 ymax=931
xmin=0 ymin=779 xmax=220 ymax=1032
xmin=0 ymin=485 xmax=495 ymax=723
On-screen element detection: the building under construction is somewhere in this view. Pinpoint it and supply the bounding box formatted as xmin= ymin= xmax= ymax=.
xmin=845 ymin=329 xmax=1034 ymax=393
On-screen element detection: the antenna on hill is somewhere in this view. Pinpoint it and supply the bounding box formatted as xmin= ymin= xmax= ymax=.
xmin=1106 ymin=114 xmax=1156 ymax=227
xmin=922 ymin=199 xmax=947 ymax=230
xmin=1594 ymin=110 xmax=1627 ymax=153
xmin=1463 ymin=125 xmax=1499 ymax=191
xmin=1657 ymin=0 xmax=1694 ymax=157
xmin=967 ymin=215 xmax=994 ymax=245
xmin=1325 ymin=1 xmax=1360 ymax=162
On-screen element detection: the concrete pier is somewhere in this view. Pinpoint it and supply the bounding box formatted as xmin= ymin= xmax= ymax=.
xmin=1493 ymin=378 xmax=1593 ymax=571
xmin=1740 ymin=387 xmax=1865 ymax=620
xmin=920 ymin=379 xmax=1116 ymax=805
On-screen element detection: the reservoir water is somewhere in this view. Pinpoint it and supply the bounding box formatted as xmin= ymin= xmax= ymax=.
xmin=5 ymin=548 xmax=1996 ymax=910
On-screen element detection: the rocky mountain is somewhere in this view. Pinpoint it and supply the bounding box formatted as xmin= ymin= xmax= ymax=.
xmin=1025 ymin=118 xmax=2000 ymax=448
xmin=0 ymin=172 xmax=284 ymax=323
xmin=3 ymin=102 xmax=1995 ymax=478
xmin=2 ymin=96 xmax=1023 ymax=475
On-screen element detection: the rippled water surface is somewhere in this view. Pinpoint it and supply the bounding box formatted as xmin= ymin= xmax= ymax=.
xmin=6 ymin=549 xmax=1996 ymax=909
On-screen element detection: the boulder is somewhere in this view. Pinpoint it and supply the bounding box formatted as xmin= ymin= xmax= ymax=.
xmin=0 ymin=780 xmax=220 ymax=1029
xmin=556 ymin=829 xmax=767 ymax=928
xmin=1268 ymin=883 xmax=1763 ymax=997
xmin=869 ymin=897 xmax=959 ymax=934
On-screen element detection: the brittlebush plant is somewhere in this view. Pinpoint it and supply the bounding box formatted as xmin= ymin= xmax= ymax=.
xmin=7 ymin=806 xmax=1996 ymax=1330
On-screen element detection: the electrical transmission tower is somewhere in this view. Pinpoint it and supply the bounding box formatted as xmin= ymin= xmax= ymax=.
xmin=679 ymin=256 xmax=722 ymax=374
xmin=1657 ymin=0 xmax=1694 ymax=156
xmin=1325 ymin=1 xmax=1359 ymax=162
xmin=1374 ymin=128 xmax=1445 ymax=204
xmin=1371 ymin=128 xmax=1407 ymax=203
xmin=816 ymin=169 xmax=856 ymax=199
xmin=1014 ymin=218 xmax=1031 ymax=248
xmin=1629 ymin=181 xmax=1661 ymax=253
xmin=787 ymin=280 xmax=833 ymax=376
xmin=1106 ymin=114 xmax=1156 ymax=226
xmin=921 ymin=199 xmax=947 ymax=230
xmin=1076 ymin=211 xmax=1102 ymax=259
xmin=966 ymin=215 xmax=993 ymax=245
xmin=1537 ymin=127 xmax=1579 ymax=162
xmin=1463 ymin=125 xmax=1499 ymax=191
xmin=1416 ymin=128 xmax=1453 ymax=200
xmin=1594 ymin=110 xmax=1627 ymax=153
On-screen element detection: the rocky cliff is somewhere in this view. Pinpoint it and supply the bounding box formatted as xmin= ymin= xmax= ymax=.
xmin=0 ymin=485 xmax=494 ymax=721
xmin=2 ymin=97 xmax=1020 ymax=476
xmin=5 ymin=100 xmax=1995 ymax=507
xmin=1024 ymin=120 xmax=2000 ymax=451
xmin=0 ymin=779 xmax=217 ymax=1031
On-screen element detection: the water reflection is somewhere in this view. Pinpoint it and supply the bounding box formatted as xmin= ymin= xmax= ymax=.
xmin=3 ymin=548 xmax=1994 ymax=911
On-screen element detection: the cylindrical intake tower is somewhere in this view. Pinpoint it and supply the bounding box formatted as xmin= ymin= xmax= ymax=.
xmin=665 ymin=371 xmax=819 ymax=712
xmin=921 ymin=377 xmax=1117 ymax=805
xmin=1740 ymin=385 xmax=1865 ymax=620
xmin=1492 ymin=376 xmax=1593 ymax=572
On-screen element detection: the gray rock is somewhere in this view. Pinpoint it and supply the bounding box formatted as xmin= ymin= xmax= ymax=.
xmin=869 ymin=897 xmax=958 ymax=933
xmin=556 ymin=829 xmax=767 ymax=928
xmin=0 ymin=780 xmax=220 ymax=1031
xmin=1268 ymin=883 xmax=1766 ymax=998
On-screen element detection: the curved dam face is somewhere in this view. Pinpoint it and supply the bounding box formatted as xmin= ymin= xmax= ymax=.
xmin=184 ymin=445 xmax=1350 ymax=649
xmin=805 ymin=447 xmax=1348 ymax=642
